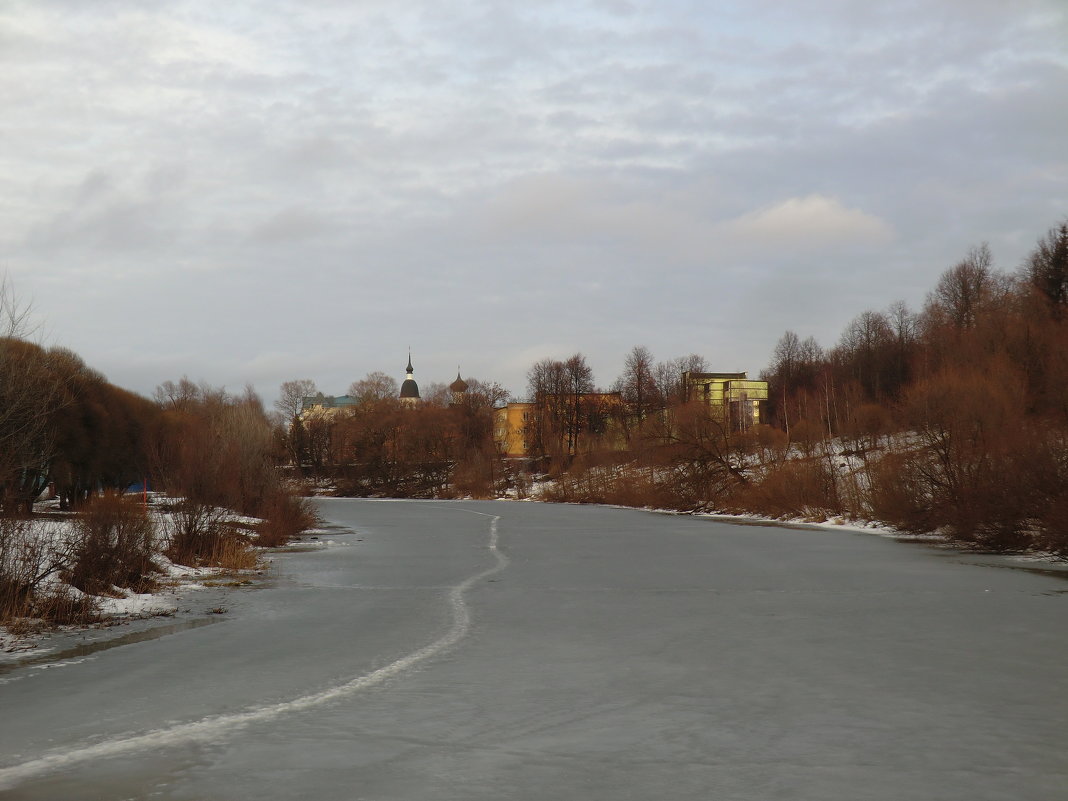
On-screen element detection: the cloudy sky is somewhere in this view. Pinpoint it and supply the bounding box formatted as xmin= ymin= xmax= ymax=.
xmin=2 ymin=1 xmax=1066 ymax=403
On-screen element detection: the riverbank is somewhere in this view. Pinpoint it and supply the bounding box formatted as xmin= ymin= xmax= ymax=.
xmin=0 ymin=493 xmax=320 ymax=657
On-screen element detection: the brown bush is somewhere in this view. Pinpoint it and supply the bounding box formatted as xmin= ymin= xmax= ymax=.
xmin=450 ymin=450 xmax=500 ymax=499
xmin=26 ymin=588 xmax=100 ymax=627
xmin=889 ymin=363 xmax=1040 ymax=550
xmin=1029 ymin=428 xmax=1068 ymax=557
xmin=255 ymin=492 xmax=319 ymax=547
xmin=867 ymin=450 xmax=938 ymax=533
xmin=727 ymin=457 xmax=841 ymax=520
xmin=1036 ymin=493 xmax=1068 ymax=557
xmin=1 ymin=516 xmax=102 ymax=626
xmin=1 ymin=517 xmax=53 ymax=623
xmin=536 ymin=456 xmax=718 ymax=512
xmin=66 ymin=493 xmax=159 ymax=595
xmin=161 ymin=499 xmax=259 ymax=568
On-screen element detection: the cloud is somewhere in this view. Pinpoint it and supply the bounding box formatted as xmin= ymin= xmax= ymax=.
xmin=722 ymin=195 xmax=894 ymax=250
xmin=248 ymin=207 xmax=340 ymax=244
xmin=479 ymin=174 xmax=893 ymax=263
xmin=0 ymin=0 xmax=1064 ymax=401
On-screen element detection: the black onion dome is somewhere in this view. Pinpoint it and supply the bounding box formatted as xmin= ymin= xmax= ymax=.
xmin=400 ymin=353 xmax=420 ymax=399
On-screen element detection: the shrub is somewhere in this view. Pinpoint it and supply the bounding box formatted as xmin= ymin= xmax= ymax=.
xmin=1037 ymin=492 xmax=1068 ymax=557
xmin=26 ymin=588 xmax=99 ymax=627
xmin=161 ymin=499 xmax=257 ymax=569
xmin=1 ymin=516 xmax=100 ymax=626
xmin=867 ymin=450 xmax=939 ymax=533
xmin=1 ymin=516 xmax=46 ymax=622
xmin=66 ymin=493 xmax=159 ymax=595
xmin=727 ymin=457 xmax=841 ymax=520
xmin=255 ymin=492 xmax=319 ymax=547
xmin=450 ymin=452 xmax=497 ymax=499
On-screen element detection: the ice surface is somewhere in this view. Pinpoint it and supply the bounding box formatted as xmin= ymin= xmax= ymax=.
xmin=0 ymin=500 xmax=1065 ymax=800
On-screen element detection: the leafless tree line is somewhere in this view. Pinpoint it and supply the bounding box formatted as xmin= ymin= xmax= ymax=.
xmin=278 ymin=373 xmax=512 ymax=498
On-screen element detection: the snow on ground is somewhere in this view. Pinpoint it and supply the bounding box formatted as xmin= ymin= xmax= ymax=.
xmin=81 ymin=587 xmax=180 ymax=618
xmin=0 ymin=495 xmax=279 ymax=655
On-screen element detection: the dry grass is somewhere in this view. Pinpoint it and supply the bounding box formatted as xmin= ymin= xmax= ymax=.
xmin=161 ymin=499 xmax=262 ymax=568
xmin=255 ymin=492 xmax=319 ymax=547
xmin=208 ymin=534 xmax=261 ymax=571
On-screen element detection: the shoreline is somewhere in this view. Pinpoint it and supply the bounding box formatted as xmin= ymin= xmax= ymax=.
xmin=6 ymin=498 xmax=1065 ymax=666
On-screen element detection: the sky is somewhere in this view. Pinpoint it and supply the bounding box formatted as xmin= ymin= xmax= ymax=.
xmin=2 ymin=0 xmax=1066 ymax=405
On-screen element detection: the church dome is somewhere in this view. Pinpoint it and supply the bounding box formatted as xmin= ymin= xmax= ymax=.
xmin=399 ymin=352 xmax=420 ymax=400
xmin=449 ymin=371 xmax=469 ymax=394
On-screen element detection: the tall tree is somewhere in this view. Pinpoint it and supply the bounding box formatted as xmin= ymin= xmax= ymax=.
xmin=834 ymin=310 xmax=894 ymax=400
xmin=653 ymin=353 xmax=707 ymax=407
xmin=1025 ymin=221 xmax=1068 ymax=314
xmin=276 ymin=379 xmax=317 ymax=420
xmin=348 ymin=372 xmax=397 ymax=403
xmin=525 ymin=354 xmax=596 ymax=462
xmin=924 ymin=243 xmax=1000 ymax=330
xmin=614 ymin=345 xmax=660 ymax=419
xmin=0 ymin=339 xmax=63 ymax=513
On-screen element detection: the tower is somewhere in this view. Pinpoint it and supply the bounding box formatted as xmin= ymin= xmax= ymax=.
xmin=399 ymin=352 xmax=421 ymax=405
xmin=449 ymin=368 xmax=469 ymax=406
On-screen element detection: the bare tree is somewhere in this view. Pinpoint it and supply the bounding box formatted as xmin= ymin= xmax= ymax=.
xmin=562 ymin=354 xmax=595 ymax=457
xmin=420 ymin=381 xmax=450 ymax=407
xmin=887 ymin=300 xmax=917 ymax=345
xmin=464 ymin=378 xmax=509 ymax=408
xmin=653 ymin=353 xmax=707 ymax=406
xmin=925 ymin=243 xmax=1000 ymax=329
xmin=769 ymin=331 xmax=801 ymax=383
xmin=834 ymin=310 xmax=894 ymax=399
xmin=0 ymin=278 xmax=65 ymax=512
xmin=762 ymin=332 xmax=825 ymax=433
xmin=525 ymin=354 xmax=595 ymax=461
xmin=347 ymin=372 xmax=397 ymax=404
xmin=153 ymin=376 xmax=203 ymax=412
xmin=276 ymin=379 xmax=317 ymax=420
xmin=526 ymin=357 xmax=567 ymax=460
xmin=886 ymin=299 xmax=918 ymax=391
xmin=614 ymin=345 xmax=660 ymax=418
xmin=0 ymin=273 xmax=37 ymax=339
xmin=0 ymin=340 xmax=61 ymax=513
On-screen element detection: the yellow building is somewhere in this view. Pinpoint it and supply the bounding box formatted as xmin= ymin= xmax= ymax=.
xmin=494 ymin=393 xmax=627 ymax=459
xmin=494 ymin=402 xmax=535 ymax=458
xmin=682 ymin=371 xmax=768 ymax=430
xmin=299 ymin=393 xmax=358 ymax=421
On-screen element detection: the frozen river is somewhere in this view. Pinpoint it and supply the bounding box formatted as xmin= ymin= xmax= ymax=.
xmin=1 ymin=500 xmax=1066 ymax=799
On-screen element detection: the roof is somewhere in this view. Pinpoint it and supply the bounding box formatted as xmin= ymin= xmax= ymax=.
xmin=684 ymin=371 xmax=749 ymax=381
xmin=301 ymin=394 xmax=358 ymax=411
xmin=449 ymin=371 xmax=469 ymax=393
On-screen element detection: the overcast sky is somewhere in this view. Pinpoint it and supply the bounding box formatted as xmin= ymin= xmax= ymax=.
xmin=2 ymin=0 xmax=1066 ymax=403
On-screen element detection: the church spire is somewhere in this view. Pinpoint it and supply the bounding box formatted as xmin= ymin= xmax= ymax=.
xmin=399 ymin=349 xmax=420 ymax=402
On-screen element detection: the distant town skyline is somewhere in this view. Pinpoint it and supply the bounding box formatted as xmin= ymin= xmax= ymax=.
xmin=2 ymin=1 xmax=1066 ymax=404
